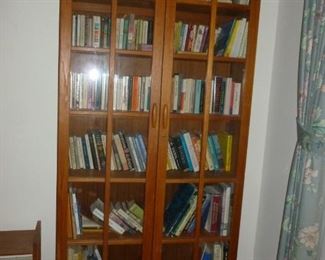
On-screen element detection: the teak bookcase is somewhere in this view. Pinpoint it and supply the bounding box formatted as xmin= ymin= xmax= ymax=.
xmin=57 ymin=0 xmax=260 ymax=259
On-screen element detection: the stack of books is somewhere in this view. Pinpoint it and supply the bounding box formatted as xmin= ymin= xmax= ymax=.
xmin=70 ymin=72 xmax=109 ymax=111
xmin=68 ymin=245 xmax=102 ymax=260
xmin=174 ymin=21 xmax=210 ymax=53
xmin=200 ymin=243 xmax=229 ymax=260
xmin=69 ymin=130 xmax=107 ymax=171
xmin=113 ymin=75 xmax=151 ymax=112
xmin=111 ymin=131 xmax=147 ymax=172
xmin=69 ymin=130 xmax=147 ymax=172
xmin=90 ymin=198 xmax=144 ymax=235
xmin=164 ymin=184 xmax=198 ymax=237
xmin=72 ymin=14 xmax=111 ymax=48
xmin=215 ymin=18 xmax=249 ymax=58
xmin=171 ymin=75 xmax=205 ymax=114
xmin=201 ymin=184 xmax=233 ymax=236
xmin=167 ymin=132 xmax=232 ymax=173
xmin=116 ymin=14 xmax=153 ymax=51
xmin=210 ymin=76 xmax=241 ymax=115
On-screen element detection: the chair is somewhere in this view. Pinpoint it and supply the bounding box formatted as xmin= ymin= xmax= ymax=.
xmin=0 ymin=221 xmax=41 ymax=260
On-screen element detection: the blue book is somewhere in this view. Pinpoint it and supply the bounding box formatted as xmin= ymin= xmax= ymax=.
xmin=211 ymin=134 xmax=225 ymax=170
xmin=164 ymin=184 xmax=197 ymax=236
xmin=215 ymin=19 xmax=236 ymax=56
xmin=207 ymin=136 xmax=219 ymax=170
xmin=133 ymin=136 xmax=146 ymax=171
xmin=201 ymin=194 xmax=212 ymax=229
xmin=180 ymin=133 xmax=193 ymax=171
xmin=136 ymin=134 xmax=147 ymax=162
xmin=194 ymin=80 xmax=202 ymax=114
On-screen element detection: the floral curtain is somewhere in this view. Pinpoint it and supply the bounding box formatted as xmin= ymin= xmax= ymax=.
xmin=277 ymin=0 xmax=325 ymax=259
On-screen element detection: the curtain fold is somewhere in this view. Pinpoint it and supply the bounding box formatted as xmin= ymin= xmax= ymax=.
xmin=277 ymin=0 xmax=325 ymax=259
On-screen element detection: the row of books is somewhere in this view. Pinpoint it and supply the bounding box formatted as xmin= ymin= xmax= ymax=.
xmin=68 ymin=245 xmax=102 ymax=260
xmin=200 ymin=243 xmax=229 ymax=260
xmin=69 ymin=130 xmax=106 ymax=171
xmin=163 ymin=183 xmax=232 ymax=238
xmin=90 ymin=198 xmax=144 ymax=235
xmin=69 ymin=130 xmax=147 ymax=172
xmin=202 ymin=184 xmax=233 ymax=236
xmin=116 ymin=14 xmax=153 ymax=51
xmin=113 ymin=75 xmax=151 ymax=112
xmin=111 ymin=131 xmax=147 ymax=172
xmin=167 ymin=132 xmax=232 ymax=172
xmin=210 ymin=76 xmax=241 ymax=115
xmin=215 ymin=18 xmax=248 ymax=58
xmin=174 ymin=22 xmax=210 ymax=53
xmin=72 ymin=14 xmax=111 ymax=48
xmin=70 ymin=72 xmax=109 ymax=110
xmin=171 ymin=75 xmax=205 ymax=114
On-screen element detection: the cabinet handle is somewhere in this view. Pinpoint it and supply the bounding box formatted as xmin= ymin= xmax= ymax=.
xmin=152 ymin=103 xmax=157 ymax=128
xmin=163 ymin=104 xmax=168 ymax=129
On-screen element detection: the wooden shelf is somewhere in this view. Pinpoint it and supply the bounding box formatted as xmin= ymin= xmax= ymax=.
xmin=70 ymin=110 xmax=108 ymax=117
xmin=72 ymin=2 xmax=111 ymax=14
xmin=166 ymin=171 xmax=199 ymax=184
xmin=69 ymin=170 xmax=106 ymax=183
xmin=199 ymin=233 xmax=231 ymax=243
xmin=214 ymin=56 xmax=246 ymax=63
xmin=217 ymin=2 xmax=250 ymax=15
xmin=209 ymin=113 xmax=241 ymax=121
xmin=107 ymin=232 xmax=143 ymax=245
xmin=116 ymin=49 xmax=153 ymax=57
xmin=170 ymin=113 xmax=204 ymax=121
xmin=204 ymin=172 xmax=238 ymax=184
xmin=71 ymin=47 xmax=110 ymax=54
xmin=176 ymin=0 xmax=211 ymax=7
xmin=162 ymin=234 xmax=195 ymax=244
xmin=112 ymin=111 xmax=149 ymax=118
xmin=68 ymin=232 xmax=104 ymax=245
xmin=110 ymin=171 xmax=146 ymax=183
xmin=174 ymin=51 xmax=208 ymax=61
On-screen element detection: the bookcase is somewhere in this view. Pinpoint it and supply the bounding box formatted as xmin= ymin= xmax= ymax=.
xmin=57 ymin=0 xmax=260 ymax=259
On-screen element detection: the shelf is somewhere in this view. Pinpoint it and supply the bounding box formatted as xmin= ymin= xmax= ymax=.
xmin=176 ymin=0 xmax=211 ymax=7
xmin=116 ymin=49 xmax=153 ymax=57
xmin=199 ymin=233 xmax=231 ymax=243
xmin=107 ymin=232 xmax=143 ymax=245
xmin=174 ymin=52 xmax=208 ymax=61
xmin=68 ymin=232 xmax=103 ymax=245
xmin=162 ymin=234 xmax=195 ymax=244
xmin=170 ymin=113 xmax=204 ymax=121
xmin=110 ymin=171 xmax=146 ymax=183
xmin=72 ymin=2 xmax=111 ymax=14
xmin=217 ymin=2 xmax=250 ymax=15
xmin=71 ymin=47 xmax=110 ymax=54
xmin=209 ymin=114 xmax=241 ymax=122
xmin=70 ymin=110 xmax=108 ymax=117
xmin=214 ymin=56 xmax=246 ymax=63
xmin=204 ymin=172 xmax=238 ymax=184
xmin=166 ymin=171 xmax=199 ymax=184
xmin=112 ymin=111 xmax=149 ymax=118
xmin=69 ymin=170 xmax=106 ymax=183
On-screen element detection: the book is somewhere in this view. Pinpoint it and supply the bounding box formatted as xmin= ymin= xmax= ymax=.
xmin=218 ymin=132 xmax=233 ymax=172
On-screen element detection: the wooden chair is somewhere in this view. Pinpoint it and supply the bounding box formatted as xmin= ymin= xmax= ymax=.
xmin=0 ymin=221 xmax=41 ymax=260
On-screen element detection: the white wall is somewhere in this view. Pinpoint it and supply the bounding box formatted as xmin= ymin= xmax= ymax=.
xmin=0 ymin=0 xmax=303 ymax=260
xmin=254 ymin=0 xmax=304 ymax=259
xmin=238 ymin=0 xmax=280 ymax=259
xmin=0 ymin=0 xmax=59 ymax=259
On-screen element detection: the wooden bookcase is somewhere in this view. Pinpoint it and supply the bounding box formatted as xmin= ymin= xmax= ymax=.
xmin=57 ymin=0 xmax=260 ymax=259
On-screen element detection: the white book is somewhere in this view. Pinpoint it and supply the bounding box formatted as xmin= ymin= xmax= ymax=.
xmin=72 ymin=14 xmax=77 ymax=47
xmin=76 ymin=14 xmax=81 ymax=46
xmin=79 ymin=14 xmax=86 ymax=47
xmin=91 ymin=133 xmax=101 ymax=171
xmin=143 ymin=20 xmax=148 ymax=44
xmin=239 ymin=21 xmax=248 ymax=58
xmin=70 ymin=188 xmax=81 ymax=235
xmin=109 ymin=212 xmax=126 ymax=234
xmin=193 ymin=24 xmax=205 ymax=52
xmin=119 ymin=17 xmax=124 ymax=49
xmin=231 ymin=18 xmax=246 ymax=57
xmin=221 ymin=184 xmax=232 ymax=236
xmin=92 ymin=16 xmax=101 ymax=48
xmin=223 ymin=78 xmax=233 ymax=115
xmin=213 ymin=243 xmax=223 ymax=260
xmin=73 ymin=136 xmax=80 ymax=169
xmin=94 ymin=247 xmax=102 ymax=260
xmin=173 ymin=75 xmax=180 ymax=112
xmin=183 ymin=132 xmax=200 ymax=172
xmin=232 ymin=82 xmax=241 ymax=115
xmin=69 ymin=137 xmax=77 ymax=169
xmin=126 ymin=136 xmax=141 ymax=172
xmin=174 ymin=195 xmax=197 ymax=236
xmin=113 ymin=134 xmax=128 ymax=170
xmin=116 ymin=18 xmax=121 ymax=48
xmin=181 ymin=24 xmax=189 ymax=51
xmin=77 ymin=137 xmax=85 ymax=169
xmin=115 ymin=203 xmax=143 ymax=232
xmin=144 ymin=76 xmax=151 ymax=112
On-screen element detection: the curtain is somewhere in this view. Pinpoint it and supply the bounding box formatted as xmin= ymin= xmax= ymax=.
xmin=277 ymin=0 xmax=325 ymax=259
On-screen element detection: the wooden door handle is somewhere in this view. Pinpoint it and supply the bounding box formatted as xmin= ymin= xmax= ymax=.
xmin=163 ymin=104 xmax=168 ymax=129
xmin=151 ymin=103 xmax=157 ymax=128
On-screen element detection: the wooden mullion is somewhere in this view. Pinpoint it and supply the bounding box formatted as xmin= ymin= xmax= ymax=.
xmin=103 ymin=0 xmax=117 ymax=258
xmin=228 ymin=0 xmax=261 ymax=258
xmin=192 ymin=1 xmax=217 ymax=259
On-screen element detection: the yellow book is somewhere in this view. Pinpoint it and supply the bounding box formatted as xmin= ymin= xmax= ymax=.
xmin=218 ymin=132 xmax=233 ymax=172
xmin=224 ymin=19 xmax=240 ymax=57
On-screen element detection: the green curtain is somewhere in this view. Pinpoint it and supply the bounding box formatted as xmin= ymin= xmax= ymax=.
xmin=277 ymin=0 xmax=325 ymax=259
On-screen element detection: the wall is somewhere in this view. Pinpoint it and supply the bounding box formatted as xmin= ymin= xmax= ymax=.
xmin=0 ymin=0 xmax=59 ymax=259
xmin=254 ymin=0 xmax=304 ymax=259
xmin=0 ymin=0 xmax=302 ymax=259
xmin=237 ymin=0 xmax=280 ymax=259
